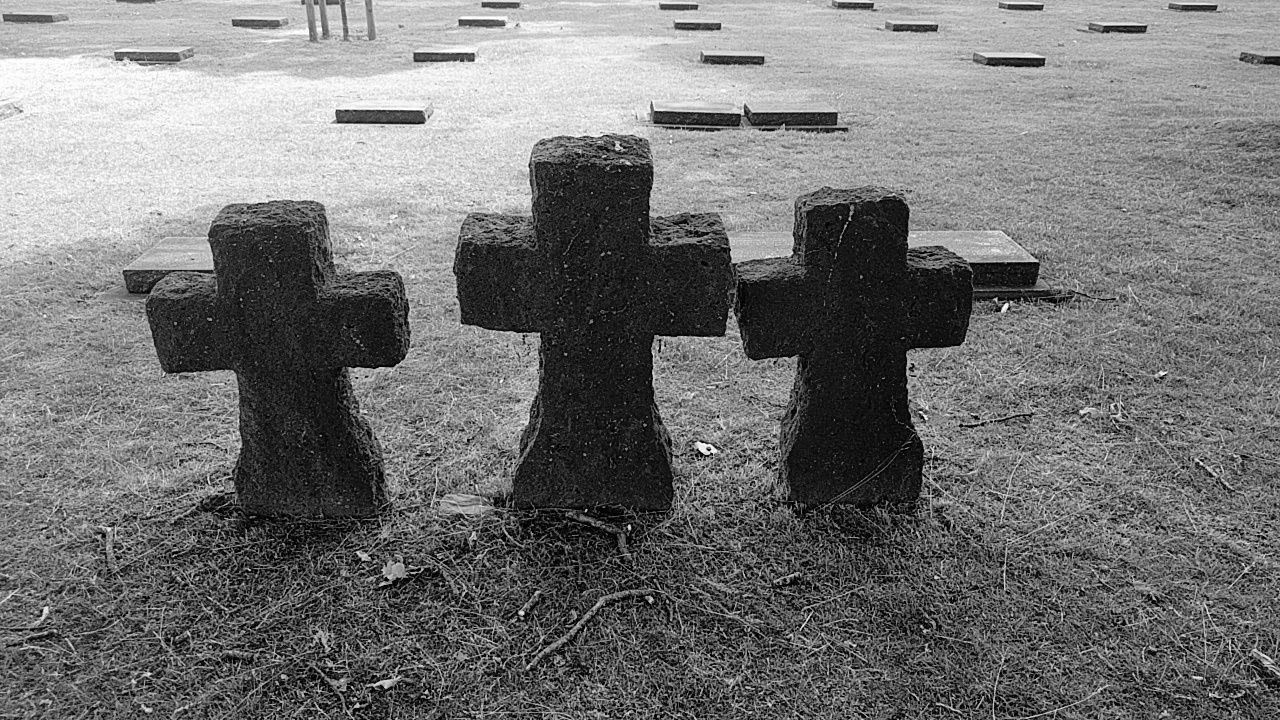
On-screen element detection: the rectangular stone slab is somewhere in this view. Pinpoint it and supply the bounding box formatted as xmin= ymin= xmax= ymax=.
xmin=700 ymin=50 xmax=764 ymax=65
xmin=114 ymin=47 xmax=195 ymax=64
xmin=744 ymin=102 xmax=839 ymax=127
xmin=973 ymin=52 xmax=1046 ymax=67
xmin=649 ymin=100 xmax=740 ymax=127
xmin=885 ymin=20 xmax=938 ymax=32
xmin=831 ymin=1 xmax=874 ymax=8
xmin=674 ymin=20 xmax=721 ymax=30
xmin=299 ymin=0 xmax=341 ymax=5
xmin=1168 ymin=2 xmax=1217 ymax=10
xmin=1240 ymin=51 xmax=1280 ymax=65
xmin=123 ymin=236 xmax=213 ymax=293
xmin=481 ymin=0 xmax=520 ymax=7
xmin=335 ymin=102 xmax=431 ymax=124
xmin=998 ymin=1 xmax=1043 ymax=9
xmin=2 ymin=12 xmax=69 ymax=22
xmin=731 ymin=230 xmax=1041 ymax=288
xmin=1088 ymin=22 xmax=1148 ymax=33
xmin=458 ymin=16 xmax=507 ymax=26
xmin=232 ymin=17 xmax=288 ymax=28
xmin=414 ymin=46 xmax=477 ymax=62
xmin=659 ymin=1 xmax=698 ymax=9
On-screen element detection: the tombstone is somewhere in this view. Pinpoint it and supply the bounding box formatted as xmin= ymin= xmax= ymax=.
xmin=743 ymin=102 xmax=847 ymax=132
xmin=701 ymin=50 xmax=765 ymax=65
xmin=831 ymin=1 xmax=874 ymax=8
xmin=1088 ymin=22 xmax=1147 ymax=33
xmin=1240 ymin=51 xmax=1280 ymax=65
xmin=459 ymin=16 xmax=507 ymax=27
xmin=453 ymin=135 xmax=733 ymax=510
xmin=649 ymin=100 xmax=741 ymax=128
xmin=733 ymin=188 xmax=972 ymax=506
xmin=1168 ymin=2 xmax=1217 ymax=10
xmin=123 ymin=236 xmax=213 ymax=293
xmin=299 ymin=0 xmax=340 ymax=5
xmin=146 ymin=201 xmax=410 ymax=516
xmin=414 ymin=46 xmax=477 ymax=62
xmin=481 ymin=0 xmax=520 ymax=7
xmin=114 ymin=47 xmax=194 ymax=64
xmin=998 ymin=1 xmax=1043 ymax=10
xmin=973 ymin=52 xmax=1046 ymax=67
xmin=232 ymin=17 xmax=288 ymax=29
xmin=674 ymin=20 xmax=721 ymax=30
xmin=335 ymin=101 xmax=431 ymax=124
xmin=2 ymin=12 xmax=68 ymax=23
xmin=885 ymin=20 xmax=938 ymax=32
xmin=659 ymin=1 xmax=698 ymax=9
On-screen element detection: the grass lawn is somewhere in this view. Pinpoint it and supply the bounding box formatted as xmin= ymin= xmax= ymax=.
xmin=1 ymin=0 xmax=1278 ymax=717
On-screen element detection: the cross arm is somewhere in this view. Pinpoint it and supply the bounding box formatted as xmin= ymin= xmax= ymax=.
xmin=317 ymin=270 xmax=411 ymax=368
xmin=733 ymin=258 xmax=816 ymax=360
xmin=454 ymin=213 xmax=546 ymax=332
xmin=645 ymin=213 xmax=733 ymax=337
xmin=146 ymin=272 xmax=233 ymax=373
xmin=902 ymin=246 xmax=973 ymax=348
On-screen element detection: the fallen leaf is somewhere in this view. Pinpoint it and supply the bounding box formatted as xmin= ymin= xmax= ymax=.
xmin=1079 ymin=407 xmax=1100 ymax=417
xmin=355 ymin=550 xmax=372 ymax=562
xmin=380 ymin=560 xmax=409 ymax=586
xmin=367 ymin=677 xmax=402 ymax=691
xmin=693 ymin=441 xmax=719 ymax=456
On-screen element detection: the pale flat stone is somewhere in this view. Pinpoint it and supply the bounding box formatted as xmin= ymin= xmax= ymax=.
xmin=114 ymin=47 xmax=194 ymax=64
xmin=335 ymin=101 xmax=431 ymax=124
xmin=973 ymin=52 xmax=1046 ymax=67
xmin=122 ymin=236 xmax=212 ymax=293
xmin=743 ymin=103 xmax=839 ymax=127
xmin=649 ymin=100 xmax=740 ymax=127
xmin=1088 ymin=22 xmax=1148 ymax=33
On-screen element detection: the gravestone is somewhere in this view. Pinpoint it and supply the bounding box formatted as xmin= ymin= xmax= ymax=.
xmin=414 ymin=46 xmax=477 ymax=62
xmin=674 ymin=20 xmax=721 ymax=30
xmin=146 ymin=201 xmax=410 ymax=516
xmin=114 ymin=47 xmax=194 ymax=64
xmin=299 ymin=0 xmax=341 ymax=5
xmin=831 ymin=1 xmax=874 ymax=8
xmin=998 ymin=1 xmax=1043 ymax=10
xmin=123 ymin=236 xmax=212 ymax=293
xmin=885 ymin=20 xmax=938 ymax=32
xmin=481 ymin=0 xmax=520 ymax=7
xmin=1168 ymin=2 xmax=1217 ymax=10
xmin=734 ymin=188 xmax=972 ymax=506
xmin=701 ymin=50 xmax=765 ymax=65
xmin=973 ymin=52 xmax=1046 ymax=67
xmin=659 ymin=1 xmax=698 ymax=9
xmin=1240 ymin=51 xmax=1280 ymax=65
xmin=649 ymin=100 xmax=741 ymax=128
xmin=2 ymin=12 xmax=68 ymax=22
xmin=335 ymin=101 xmax=431 ymax=124
xmin=232 ymin=17 xmax=288 ymax=29
xmin=1088 ymin=22 xmax=1147 ymax=33
xmin=454 ymin=135 xmax=733 ymax=510
xmin=116 ymin=0 xmax=157 ymax=4
xmin=743 ymin=102 xmax=847 ymax=132
xmin=459 ymin=16 xmax=507 ymax=27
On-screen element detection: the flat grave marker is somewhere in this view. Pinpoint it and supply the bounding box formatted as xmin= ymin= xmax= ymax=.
xmin=1240 ymin=51 xmax=1280 ymax=65
xmin=1168 ymin=2 xmax=1217 ymax=10
xmin=659 ymin=1 xmax=698 ymax=9
xmin=114 ymin=47 xmax=194 ymax=64
xmin=743 ymin=102 xmax=846 ymax=132
xmin=831 ymin=1 xmax=874 ymax=8
xmin=458 ymin=16 xmax=507 ymax=27
xmin=2 ymin=12 xmax=68 ymax=23
xmin=1088 ymin=22 xmax=1148 ymax=33
xmin=973 ymin=52 xmax=1046 ymax=67
xmin=335 ymin=101 xmax=431 ymax=124
xmin=480 ymin=0 xmax=520 ymax=7
xmin=649 ymin=100 xmax=741 ymax=128
xmin=123 ymin=236 xmax=213 ymax=294
xmin=885 ymin=20 xmax=938 ymax=32
xmin=674 ymin=19 xmax=721 ymax=30
xmin=116 ymin=0 xmax=157 ymax=4
xmin=998 ymin=1 xmax=1043 ymax=10
xmin=299 ymin=0 xmax=341 ymax=5
xmin=232 ymin=17 xmax=289 ymax=29
xmin=414 ymin=46 xmax=477 ymax=62
xmin=701 ymin=50 xmax=765 ymax=65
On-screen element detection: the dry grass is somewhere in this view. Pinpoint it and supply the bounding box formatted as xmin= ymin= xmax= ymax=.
xmin=2 ymin=0 xmax=1279 ymax=718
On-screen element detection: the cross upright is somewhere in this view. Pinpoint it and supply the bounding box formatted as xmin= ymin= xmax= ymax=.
xmin=733 ymin=187 xmax=972 ymax=506
xmin=146 ymin=200 xmax=411 ymax=517
xmin=454 ymin=134 xmax=733 ymax=510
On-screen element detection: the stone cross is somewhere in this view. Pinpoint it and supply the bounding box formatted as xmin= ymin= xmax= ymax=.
xmin=454 ymin=135 xmax=733 ymax=510
xmin=146 ymin=201 xmax=410 ymax=517
xmin=733 ymin=187 xmax=972 ymax=506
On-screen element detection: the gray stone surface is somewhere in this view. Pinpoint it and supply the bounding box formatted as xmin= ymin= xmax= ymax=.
xmin=998 ymin=2 xmax=1043 ymax=9
xmin=123 ymin=236 xmax=213 ymax=293
xmin=744 ymin=103 xmax=839 ymax=127
xmin=2 ymin=12 xmax=69 ymax=22
xmin=733 ymin=188 xmax=972 ymax=506
xmin=1168 ymin=2 xmax=1217 ymax=10
xmin=885 ymin=20 xmax=938 ymax=32
xmin=454 ymin=135 xmax=733 ymax=510
xmin=414 ymin=46 xmax=477 ymax=62
xmin=335 ymin=101 xmax=431 ymax=124
xmin=674 ymin=19 xmax=721 ymax=30
xmin=232 ymin=17 xmax=288 ymax=28
xmin=1240 ymin=51 xmax=1280 ymax=65
xmin=649 ymin=100 xmax=741 ymax=127
xmin=146 ymin=201 xmax=410 ymax=517
xmin=973 ymin=52 xmax=1046 ymax=67
xmin=114 ymin=47 xmax=194 ymax=64
xmin=458 ymin=15 xmax=507 ymax=26
xmin=1088 ymin=22 xmax=1148 ymax=33
xmin=700 ymin=50 xmax=765 ymax=65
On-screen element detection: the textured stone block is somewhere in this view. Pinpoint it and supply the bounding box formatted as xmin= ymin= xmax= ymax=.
xmin=335 ymin=101 xmax=431 ymax=124
xmin=232 ymin=17 xmax=288 ymax=28
xmin=414 ymin=46 xmax=477 ymax=62
xmin=1088 ymin=22 xmax=1148 ymax=33
xmin=831 ymin=1 xmax=874 ymax=8
xmin=123 ymin=236 xmax=213 ymax=294
xmin=885 ymin=20 xmax=938 ymax=32
xmin=2 ymin=12 xmax=69 ymax=23
xmin=1240 ymin=51 xmax=1280 ymax=65
xmin=743 ymin=102 xmax=840 ymax=128
xmin=973 ymin=52 xmax=1046 ymax=67
xmin=998 ymin=2 xmax=1043 ymax=9
xmin=700 ymin=50 xmax=764 ymax=65
xmin=649 ymin=100 xmax=740 ymax=127
xmin=674 ymin=20 xmax=721 ymax=30
xmin=1168 ymin=2 xmax=1217 ymax=10
xmin=114 ymin=47 xmax=194 ymax=64
xmin=659 ymin=1 xmax=698 ymax=9
xmin=458 ymin=15 xmax=506 ymax=26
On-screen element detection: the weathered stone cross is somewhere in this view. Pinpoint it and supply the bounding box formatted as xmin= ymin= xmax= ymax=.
xmin=454 ymin=134 xmax=733 ymax=510
xmin=146 ymin=200 xmax=410 ymax=517
xmin=734 ymin=187 xmax=972 ymax=506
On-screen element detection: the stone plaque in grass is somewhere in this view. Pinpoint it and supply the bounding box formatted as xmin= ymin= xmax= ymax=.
xmin=831 ymin=0 xmax=873 ymax=8
xmin=1168 ymin=2 xmax=1217 ymax=10
xmin=733 ymin=188 xmax=972 ymax=506
xmin=700 ymin=50 xmax=764 ymax=65
xmin=998 ymin=1 xmax=1043 ymax=10
xmin=454 ymin=135 xmax=733 ymax=510
xmin=885 ymin=20 xmax=938 ymax=32
xmin=116 ymin=0 xmax=157 ymax=3
xmin=299 ymin=0 xmax=341 ymax=5
xmin=744 ymin=102 xmax=839 ymax=127
xmin=335 ymin=101 xmax=431 ymax=124
xmin=973 ymin=52 xmax=1046 ymax=67
xmin=1088 ymin=22 xmax=1147 ymax=33
xmin=458 ymin=16 xmax=506 ymax=27
xmin=649 ymin=100 xmax=740 ymax=127
xmin=146 ymin=201 xmax=410 ymax=517
xmin=659 ymin=1 xmax=698 ymax=9
xmin=123 ymin=236 xmax=213 ymax=294
xmin=2 ymin=12 xmax=69 ymax=23
xmin=414 ymin=46 xmax=477 ymax=62
xmin=481 ymin=0 xmax=520 ymax=7
xmin=674 ymin=20 xmax=721 ymax=30
xmin=232 ymin=17 xmax=288 ymax=29
xmin=114 ymin=47 xmax=194 ymax=64
xmin=1240 ymin=51 xmax=1280 ymax=65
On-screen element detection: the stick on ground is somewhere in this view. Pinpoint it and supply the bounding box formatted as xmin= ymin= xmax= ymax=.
xmin=960 ymin=412 xmax=1034 ymax=428
xmin=524 ymin=589 xmax=658 ymax=671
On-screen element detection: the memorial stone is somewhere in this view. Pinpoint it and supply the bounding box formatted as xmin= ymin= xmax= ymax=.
xmin=414 ymin=46 xmax=478 ymax=62
xmin=146 ymin=201 xmax=410 ymax=516
xmin=831 ymin=1 xmax=874 ymax=8
xmin=734 ymin=188 xmax=972 ymax=506
xmin=701 ymin=50 xmax=765 ymax=65
xmin=1168 ymin=2 xmax=1217 ymax=10
xmin=123 ymin=236 xmax=212 ymax=293
xmin=114 ymin=47 xmax=194 ymax=64
xmin=649 ymin=100 xmax=741 ymax=128
xmin=481 ymin=0 xmax=520 ymax=7
xmin=1088 ymin=22 xmax=1147 ymax=33
xmin=885 ymin=20 xmax=938 ymax=32
xmin=1240 ymin=51 xmax=1280 ymax=65
xmin=459 ymin=16 xmax=507 ymax=27
xmin=675 ymin=20 xmax=721 ymax=30
xmin=659 ymin=1 xmax=698 ymax=9
xmin=454 ymin=135 xmax=733 ymax=510
xmin=232 ymin=17 xmax=289 ymax=29
xmin=973 ymin=52 xmax=1046 ymax=67
xmin=2 ymin=12 xmax=68 ymax=22
xmin=998 ymin=2 xmax=1043 ymax=10
xmin=743 ymin=103 xmax=839 ymax=128
xmin=335 ymin=101 xmax=431 ymax=124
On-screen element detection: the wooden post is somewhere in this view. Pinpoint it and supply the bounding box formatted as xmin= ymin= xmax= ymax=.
xmin=339 ymin=0 xmax=350 ymax=40
xmin=364 ymin=0 xmax=376 ymax=40
xmin=303 ymin=0 xmax=318 ymax=42
xmin=317 ymin=0 xmax=331 ymax=39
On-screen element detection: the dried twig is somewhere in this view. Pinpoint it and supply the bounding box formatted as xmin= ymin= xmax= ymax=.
xmin=771 ymin=572 xmax=803 ymax=587
xmin=310 ymin=662 xmax=352 ymax=717
xmin=1252 ymin=649 xmax=1280 ymax=684
xmin=5 ymin=629 xmax=57 ymax=647
xmin=960 ymin=412 xmax=1033 ymax=428
xmin=524 ymin=589 xmax=658 ymax=671
xmin=515 ymin=589 xmax=544 ymax=621
xmin=565 ymin=511 xmax=633 ymax=561
xmin=1194 ymin=458 xmax=1238 ymax=493
xmin=98 ymin=526 xmax=118 ymax=575
xmin=0 ymin=605 xmax=50 ymax=632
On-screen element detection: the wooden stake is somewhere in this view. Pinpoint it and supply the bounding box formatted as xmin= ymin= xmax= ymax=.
xmin=338 ymin=0 xmax=350 ymax=40
xmin=317 ymin=0 xmax=331 ymax=39
xmin=303 ymin=0 xmax=318 ymax=42
xmin=363 ymin=0 xmax=376 ymax=40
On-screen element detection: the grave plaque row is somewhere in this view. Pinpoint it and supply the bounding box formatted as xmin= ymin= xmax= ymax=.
xmin=648 ymin=101 xmax=848 ymax=131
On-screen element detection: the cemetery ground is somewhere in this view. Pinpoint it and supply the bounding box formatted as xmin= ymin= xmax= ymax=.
xmin=1 ymin=0 xmax=1278 ymax=716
